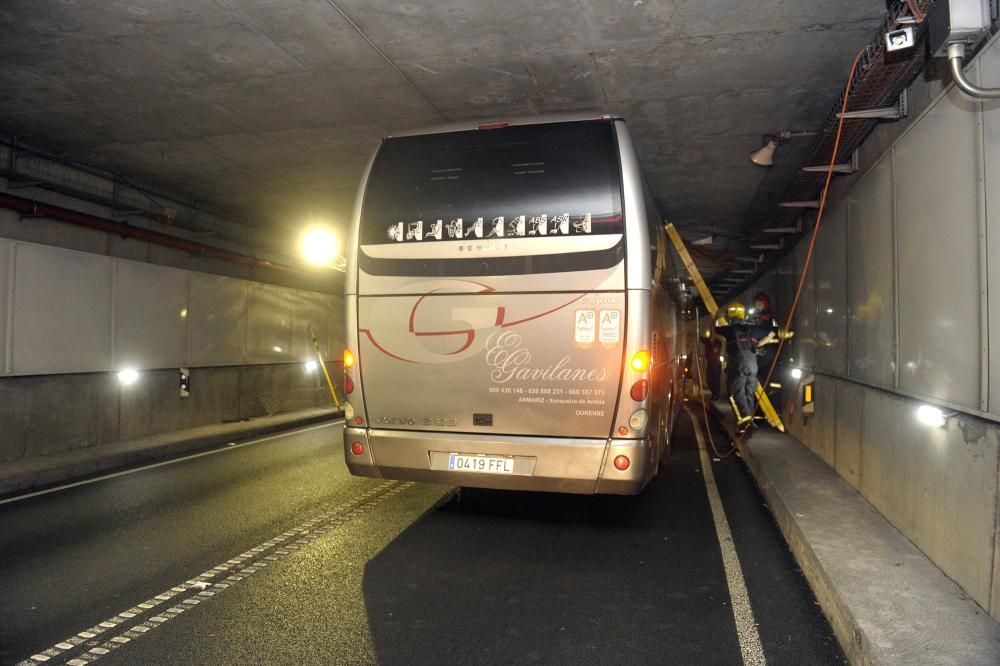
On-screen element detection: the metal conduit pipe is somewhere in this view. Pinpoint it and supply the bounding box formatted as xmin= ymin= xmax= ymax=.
xmin=0 ymin=192 xmax=302 ymax=274
xmin=948 ymin=43 xmax=1000 ymax=99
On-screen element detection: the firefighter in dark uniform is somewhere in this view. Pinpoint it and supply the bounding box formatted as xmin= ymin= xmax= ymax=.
xmin=714 ymin=301 xmax=777 ymax=436
xmin=750 ymin=291 xmax=780 ymax=384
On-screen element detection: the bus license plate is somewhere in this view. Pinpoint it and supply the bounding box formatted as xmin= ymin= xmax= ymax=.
xmin=448 ymin=453 xmax=514 ymax=474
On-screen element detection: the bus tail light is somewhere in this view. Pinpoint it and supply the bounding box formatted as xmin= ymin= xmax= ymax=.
xmin=614 ymin=455 xmax=630 ymax=471
xmin=344 ymin=349 xmax=355 ymax=368
xmin=344 ymin=376 xmax=354 ymax=394
xmin=351 ymin=442 xmax=364 ymax=456
xmin=630 ymin=379 xmax=648 ymax=402
xmin=478 ymin=121 xmax=510 ymax=130
xmin=630 ymin=350 xmax=650 ymax=372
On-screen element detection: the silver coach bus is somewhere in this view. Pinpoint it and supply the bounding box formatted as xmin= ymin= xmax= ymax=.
xmin=342 ymin=115 xmax=684 ymax=494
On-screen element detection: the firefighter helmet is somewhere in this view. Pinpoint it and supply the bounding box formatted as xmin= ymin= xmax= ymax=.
xmin=726 ymin=301 xmax=746 ymax=321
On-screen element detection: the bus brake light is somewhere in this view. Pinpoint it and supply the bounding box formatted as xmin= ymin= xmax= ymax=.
xmin=478 ymin=122 xmax=509 ymax=130
xmin=630 ymin=350 xmax=650 ymax=372
xmin=344 ymin=376 xmax=354 ymax=394
xmin=614 ymin=455 xmax=630 ymax=471
xmin=630 ymin=379 xmax=648 ymax=401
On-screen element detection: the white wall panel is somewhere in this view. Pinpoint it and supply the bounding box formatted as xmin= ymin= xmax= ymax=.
xmin=291 ymin=290 xmax=331 ymax=361
xmin=114 ymin=261 xmax=188 ymax=369
xmin=848 ymin=156 xmax=896 ymax=387
xmin=12 ymin=243 xmax=112 ymax=374
xmin=248 ymin=283 xmax=293 ymax=364
xmin=816 ymin=203 xmax=848 ymax=375
xmin=189 ymin=273 xmax=248 ymax=366
xmin=981 ymin=38 xmax=1000 ymax=414
xmin=0 ymin=240 xmax=10 ymax=375
xmin=895 ymin=84 xmax=982 ymax=409
xmin=773 ymin=253 xmax=795 ymax=333
xmin=791 ymin=241 xmax=817 ymax=369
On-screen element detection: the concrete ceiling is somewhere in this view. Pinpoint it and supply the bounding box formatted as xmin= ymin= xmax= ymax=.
xmin=0 ymin=0 xmax=888 ymax=277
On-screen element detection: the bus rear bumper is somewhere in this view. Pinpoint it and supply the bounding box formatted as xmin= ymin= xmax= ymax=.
xmin=343 ymin=427 xmax=653 ymax=495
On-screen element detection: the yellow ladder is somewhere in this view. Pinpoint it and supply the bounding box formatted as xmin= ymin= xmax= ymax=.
xmin=664 ymin=223 xmax=785 ymax=432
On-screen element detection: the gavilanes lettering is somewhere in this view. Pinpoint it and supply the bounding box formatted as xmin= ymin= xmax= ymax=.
xmin=485 ymin=332 xmax=608 ymax=384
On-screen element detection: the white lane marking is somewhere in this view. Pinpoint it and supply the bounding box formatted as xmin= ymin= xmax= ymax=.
xmin=15 ymin=479 xmax=411 ymax=666
xmin=0 ymin=420 xmax=345 ymax=506
xmin=686 ymin=407 xmax=767 ymax=666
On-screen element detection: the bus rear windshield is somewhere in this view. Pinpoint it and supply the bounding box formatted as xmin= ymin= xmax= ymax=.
xmin=359 ymin=120 xmax=623 ymax=247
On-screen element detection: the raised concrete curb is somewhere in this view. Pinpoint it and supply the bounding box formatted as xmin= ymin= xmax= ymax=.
xmin=706 ymin=401 xmax=1000 ymax=665
xmin=0 ymin=408 xmax=343 ymax=498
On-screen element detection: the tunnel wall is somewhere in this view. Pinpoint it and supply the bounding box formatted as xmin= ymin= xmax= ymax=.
xmin=739 ymin=35 xmax=1000 ymax=619
xmin=0 ymin=193 xmax=346 ymax=466
xmin=0 ymin=364 xmax=341 ymax=464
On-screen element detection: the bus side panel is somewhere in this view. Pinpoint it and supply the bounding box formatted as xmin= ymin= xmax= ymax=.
xmin=357 ymin=290 xmax=626 ymax=438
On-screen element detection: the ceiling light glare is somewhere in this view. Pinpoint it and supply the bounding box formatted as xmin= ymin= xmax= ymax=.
xmin=790 ymin=367 xmax=803 ymax=380
xmin=305 ymin=360 xmax=318 ymax=372
xmin=915 ymin=405 xmax=946 ymax=428
xmin=117 ymin=368 xmax=140 ymax=386
xmin=300 ymin=227 xmax=338 ymax=266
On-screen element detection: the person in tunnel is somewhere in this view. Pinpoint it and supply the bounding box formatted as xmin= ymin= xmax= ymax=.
xmin=700 ymin=331 xmax=723 ymax=400
xmin=714 ymin=301 xmax=777 ymax=437
xmin=750 ymin=291 xmax=780 ymax=384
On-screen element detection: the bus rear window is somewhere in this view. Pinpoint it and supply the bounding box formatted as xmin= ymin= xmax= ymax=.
xmin=359 ymin=121 xmax=623 ymax=247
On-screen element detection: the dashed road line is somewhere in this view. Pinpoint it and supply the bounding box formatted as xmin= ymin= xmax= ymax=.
xmin=686 ymin=407 xmax=767 ymax=666
xmin=18 ymin=479 xmax=410 ymax=666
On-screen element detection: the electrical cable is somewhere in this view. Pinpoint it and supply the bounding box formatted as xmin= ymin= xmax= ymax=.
xmin=904 ymin=0 xmax=926 ymax=24
xmin=692 ymin=314 xmax=738 ymax=458
xmin=753 ymin=48 xmax=866 ymax=418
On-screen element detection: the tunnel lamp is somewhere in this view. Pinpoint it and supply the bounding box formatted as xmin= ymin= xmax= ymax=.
xmin=790 ymin=368 xmax=803 ymax=380
xmin=750 ymin=137 xmax=779 ymax=166
xmin=117 ymin=368 xmax=140 ymax=386
xmin=300 ymin=227 xmax=339 ymax=266
xmin=305 ymin=360 xmax=318 ymax=372
xmin=915 ymin=405 xmax=949 ymax=428
xmin=751 ymin=130 xmax=817 ymax=167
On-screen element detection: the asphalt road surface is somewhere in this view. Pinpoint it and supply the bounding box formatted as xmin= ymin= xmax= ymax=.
xmin=0 ymin=410 xmax=843 ymax=665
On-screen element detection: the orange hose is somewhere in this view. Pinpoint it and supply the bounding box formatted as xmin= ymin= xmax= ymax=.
xmin=755 ymin=47 xmax=866 ymax=418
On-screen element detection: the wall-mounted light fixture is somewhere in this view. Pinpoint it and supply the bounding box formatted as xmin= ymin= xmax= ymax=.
xmin=750 ymin=130 xmax=817 ymax=167
xmin=299 ymin=225 xmax=347 ymax=272
xmin=117 ymin=368 xmax=140 ymax=386
xmin=750 ymin=137 xmax=779 ymax=167
xmin=915 ymin=404 xmax=955 ymax=428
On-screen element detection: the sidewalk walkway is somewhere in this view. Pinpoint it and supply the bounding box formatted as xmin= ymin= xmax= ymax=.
xmin=0 ymin=408 xmax=342 ymax=498
xmin=705 ymin=399 xmax=1000 ymax=664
